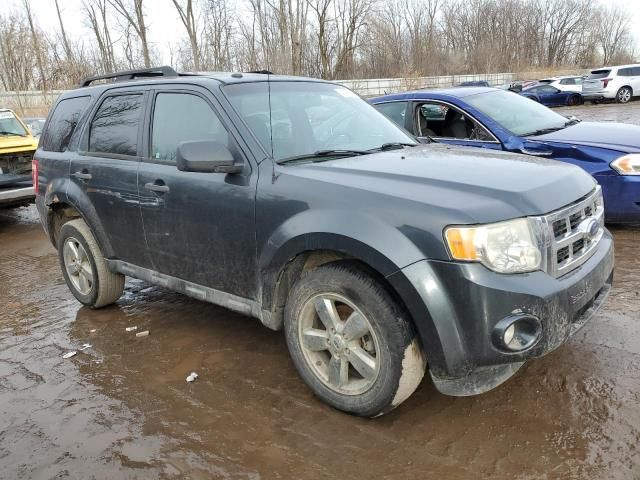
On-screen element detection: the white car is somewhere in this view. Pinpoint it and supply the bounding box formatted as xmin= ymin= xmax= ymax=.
xmin=538 ymin=75 xmax=583 ymax=93
xmin=582 ymin=64 xmax=640 ymax=104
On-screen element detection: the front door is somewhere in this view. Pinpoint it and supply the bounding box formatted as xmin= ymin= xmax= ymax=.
xmin=413 ymin=102 xmax=502 ymax=150
xmin=137 ymin=86 xmax=258 ymax=298
xmin=71 ymin=88 xmax=151 ymax=267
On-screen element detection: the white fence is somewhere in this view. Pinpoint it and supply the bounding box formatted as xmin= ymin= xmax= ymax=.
xmin=0 ymin=72 xmax=517 ymax=115
xmin=336 ymin=73 xmax=515 ymax=97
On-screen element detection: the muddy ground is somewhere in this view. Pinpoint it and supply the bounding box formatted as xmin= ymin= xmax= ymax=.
xmin=1 ymin=102 xmax=640 ymax=479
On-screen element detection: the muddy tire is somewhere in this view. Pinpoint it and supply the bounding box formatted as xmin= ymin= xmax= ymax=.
xmin=284 ymin=262 xmax=425 ymax=417
xmin=57 ymin=219 xmax=124 ymax=308
xmin=616 ymin=87 xmax=632 ymax=104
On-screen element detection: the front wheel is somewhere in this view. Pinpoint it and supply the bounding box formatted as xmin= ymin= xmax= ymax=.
xmin=58 ymin=219 xmax=125 ymax=308
xmin=284 ymin=262 xmax=425 ymax=417
xmin=616 ymin=87 xmax=632 ymax=104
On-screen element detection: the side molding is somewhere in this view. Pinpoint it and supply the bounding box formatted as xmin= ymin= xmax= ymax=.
xmin=106 ymin=260 xmax=263 ymax=320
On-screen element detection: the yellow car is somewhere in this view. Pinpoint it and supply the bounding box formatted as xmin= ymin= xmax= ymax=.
xmin=0 ymin=109 xmax=39 ymax=207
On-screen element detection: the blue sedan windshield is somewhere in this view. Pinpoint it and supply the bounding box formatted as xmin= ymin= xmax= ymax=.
xmin=465 ymin=90 xmax=568 ymax=136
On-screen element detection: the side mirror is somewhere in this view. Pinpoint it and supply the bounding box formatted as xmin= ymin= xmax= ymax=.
xmin=176 ymin=140 xmax=243 ymax=174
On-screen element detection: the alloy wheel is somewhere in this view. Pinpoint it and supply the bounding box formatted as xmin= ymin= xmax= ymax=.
xmin=298 ymin=293 xmax=381 ymax=395
xmin=63 ymin=237 xmax=94 ymax=295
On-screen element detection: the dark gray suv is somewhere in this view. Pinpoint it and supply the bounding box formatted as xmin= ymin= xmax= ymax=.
xmin=34 ymin=67 xmax=614 ymax=416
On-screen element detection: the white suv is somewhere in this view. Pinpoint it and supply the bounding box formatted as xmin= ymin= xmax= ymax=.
xmin=538 ymin=75 xmax=583 ymax=93
xmin=582 ymin=64 xmax=640 ymax=103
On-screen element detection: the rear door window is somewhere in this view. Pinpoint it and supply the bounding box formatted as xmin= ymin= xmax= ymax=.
xmin=374 ymin=102 xmax=408 ymax=128
xmin=88 ymin=94 xmax=144 ymax=157
xmin=632 ymin=67 xmax=640 ymax=76
xmin=618 ymin=68 xmax=633 ymax=77
xmin=150 ymin=92 xmax=229 ymax=163
xmin=41 ymin=96 xmax=91 ymax=152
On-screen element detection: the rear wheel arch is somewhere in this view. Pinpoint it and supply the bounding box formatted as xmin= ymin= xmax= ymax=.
xmin=45 ymin=197 xmax=114 ymax=259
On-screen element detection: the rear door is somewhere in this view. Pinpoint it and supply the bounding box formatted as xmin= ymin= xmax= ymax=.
xmin=137 ymin=85 xmax=258 ymax=298
xmin=72 ymin=87 xmax=151 ymax=267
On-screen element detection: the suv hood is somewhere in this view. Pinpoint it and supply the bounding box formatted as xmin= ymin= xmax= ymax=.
xmin=285 ymin=144 xmax=596 ymax=224
xmin=529 ymin=121 xmax=640 ymax=153
xmin=0 ymin=135 xmax=38 ymax=153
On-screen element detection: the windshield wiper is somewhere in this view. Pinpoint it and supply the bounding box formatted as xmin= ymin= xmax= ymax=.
xmin=0 ymin=131 xmax=25 ymax=137
xmin=277 ymin=149 xmax=369 ymax=164
xmin=523 ymin=126 xmax=565 ymax=137
xmin=564 ymin=117 xmax=580 ymax=127
xmin=370 ymin=142 xmax=418 ymax=152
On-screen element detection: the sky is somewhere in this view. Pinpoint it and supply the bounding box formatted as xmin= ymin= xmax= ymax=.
xmin=1 ymin=0 xmax=639 ymax=66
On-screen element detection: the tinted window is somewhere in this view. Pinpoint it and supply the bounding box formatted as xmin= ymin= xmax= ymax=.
xmin=89 ymin=94 xmax=143 ymax=156
xmin=588 ymin=70 xmax=611 ymax=79
xmin=539 ymin=85 xmax=558 ymax=93
xmin=618 ymin=68 xmax=633 ymax=77
xmin=374 ymin=102 xmax=407 ymax=127
xmin=151 ymin=93 xmax=229 ymax=163
xmin=41 ymin=97 xmax=91 ymax=152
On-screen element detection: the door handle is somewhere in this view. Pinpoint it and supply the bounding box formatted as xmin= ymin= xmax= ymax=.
xmin=72 ymin=171 xmax=92 ymax=181
xmin=144 ymin=181 xmax=170 ymax=193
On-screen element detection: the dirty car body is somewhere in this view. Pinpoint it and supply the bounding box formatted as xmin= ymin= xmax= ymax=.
xmin=35 ymin=69 xmax=613 ymax=415
xmin=372 ymin=87 xmax=640 ymax=223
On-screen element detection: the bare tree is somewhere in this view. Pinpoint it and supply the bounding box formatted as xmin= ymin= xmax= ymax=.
xmin=597 ymin=4 xmax=634 ymax=65
xmin=171 ymin=0 xmax=202 ymax=70
xmin=83 ymin=0 xmax=117 ymax=73
xmin=108 ymin=0 xmax=151 ymax=67
xmin=22 ymin=0 xmax=47 ymax=89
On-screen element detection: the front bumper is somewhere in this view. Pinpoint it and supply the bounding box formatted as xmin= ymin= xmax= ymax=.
xmin=394 ymin=231 xmax=614 ymax=396
xmin=0 ymin=185 xmax=34 ymax=207
xmin=596 ymin=173 xmax=640 ymax=223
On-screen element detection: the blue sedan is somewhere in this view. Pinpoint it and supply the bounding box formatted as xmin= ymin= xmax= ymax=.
xmin=520 ymin=84 xmax=583 ymax=107
xmin=371 ymin=87 xmax=640 ymax=223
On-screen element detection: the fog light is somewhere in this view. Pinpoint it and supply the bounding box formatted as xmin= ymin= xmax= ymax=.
xmin=493 ymin=315 xmax=541 ymax=352
xmin=503 ymin=324 xmax=515 ymax=346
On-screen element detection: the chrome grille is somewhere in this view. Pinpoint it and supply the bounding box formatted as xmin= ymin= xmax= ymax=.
xmin=542 ymin=186 xmax=604 ymax=278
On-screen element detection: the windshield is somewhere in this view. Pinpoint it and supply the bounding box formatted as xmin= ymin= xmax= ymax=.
xmin=223 ymin=81 xmax=415 ymax=161
xmin=0 ymin=111 xmax=27 ymax=136
xmin=465 ymin=89 xmax=568 ymax=136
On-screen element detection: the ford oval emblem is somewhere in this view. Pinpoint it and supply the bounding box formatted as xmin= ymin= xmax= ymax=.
xmin=578 ymin=218 xmax=599 ymax=240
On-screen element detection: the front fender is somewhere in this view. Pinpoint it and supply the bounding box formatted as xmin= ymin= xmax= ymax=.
xmin=259 ymin=209 xmax=426 ymax=280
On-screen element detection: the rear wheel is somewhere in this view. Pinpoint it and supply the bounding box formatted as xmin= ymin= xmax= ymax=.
xmin=567 ymin=94 xmax=581 ymax=106
xmin=284 ymin=262 xmax=425 ymax=417
xmin=616 ymin=87 xmax=632 ymax=104
xmin=58 ymin=219 xmax=124 ymax=308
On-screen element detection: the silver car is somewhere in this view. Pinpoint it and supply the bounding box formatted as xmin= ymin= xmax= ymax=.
xmin=582 ymin=64 xmax=640 ymax=104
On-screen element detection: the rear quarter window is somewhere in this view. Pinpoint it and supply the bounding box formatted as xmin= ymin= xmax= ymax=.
xmin=40 ymin=96 xmax=91 ymax=152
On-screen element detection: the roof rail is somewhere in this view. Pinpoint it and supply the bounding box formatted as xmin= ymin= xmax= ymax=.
xmin=246 ymin=70 xmax=273 ymax=75
xmin=79 ymin=65 xmax=179 ymax=87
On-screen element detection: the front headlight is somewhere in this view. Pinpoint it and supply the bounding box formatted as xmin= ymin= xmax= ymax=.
xmin=444 ymin=218 xmax=542 ymax=274
xmin=611 ymin=154 xmax=640 ymax=175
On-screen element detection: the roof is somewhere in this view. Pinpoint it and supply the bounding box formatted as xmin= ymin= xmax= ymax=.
xmin=593 ymin=64 xmax=640 ymax=71
xmin=371 ymin=86 xmax=497 ymax=103
xmin=75 ymin=66 xmax=329 ymax=94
